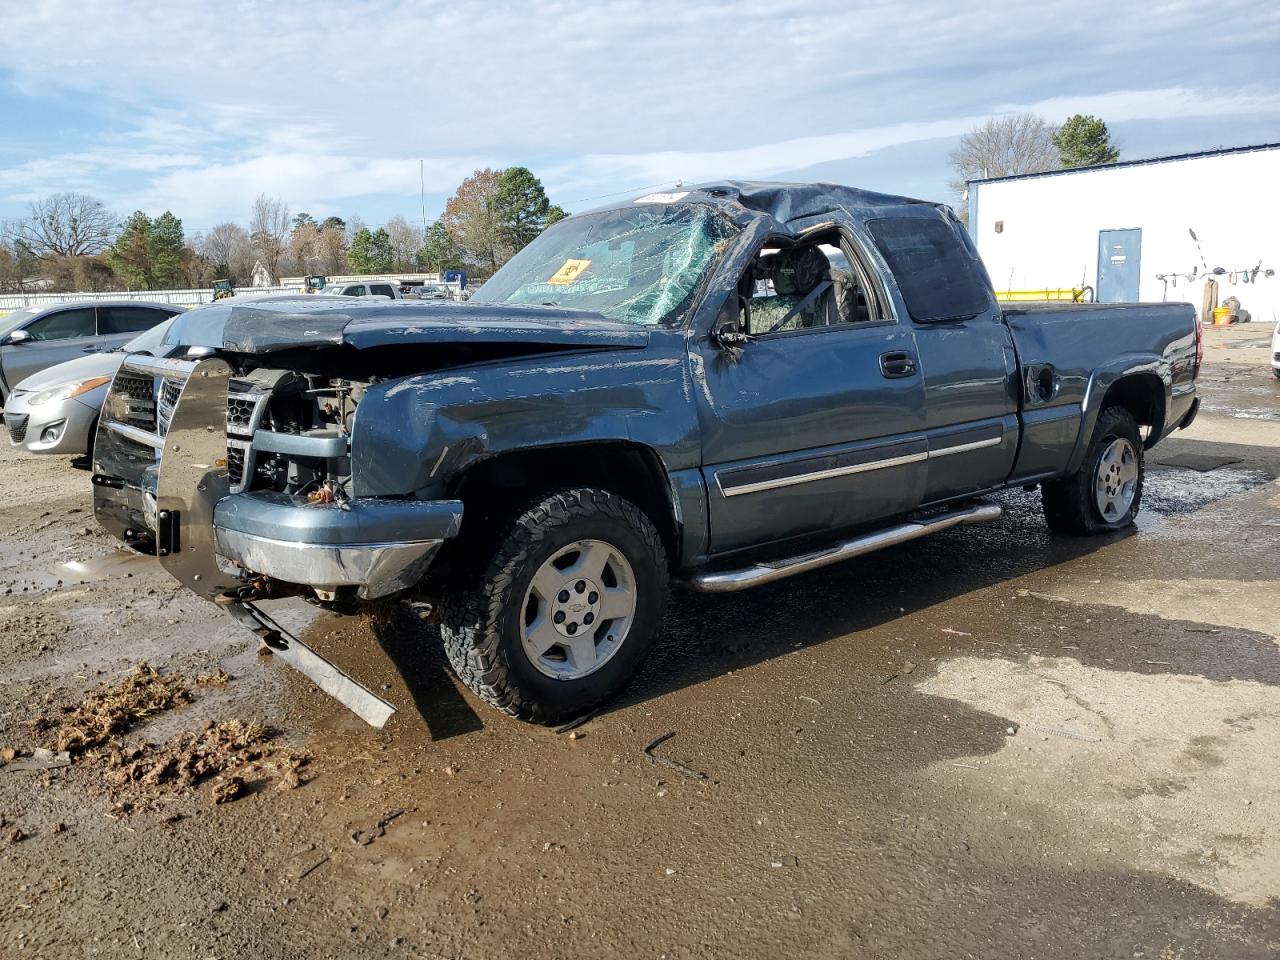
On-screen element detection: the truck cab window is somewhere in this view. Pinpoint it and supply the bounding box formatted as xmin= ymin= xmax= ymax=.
xmin=866 ymin=217 xmax=994 ymax=322
xmin=742 ymin=242 xmax=872 ymax=335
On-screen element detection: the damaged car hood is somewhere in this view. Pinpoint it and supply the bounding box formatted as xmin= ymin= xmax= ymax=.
xmin=166 ymin=296 xmax=650 ymax=354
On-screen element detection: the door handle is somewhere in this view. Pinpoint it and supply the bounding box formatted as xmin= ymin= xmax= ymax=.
xmin=879 ymin=351 xmax=917 ymax=378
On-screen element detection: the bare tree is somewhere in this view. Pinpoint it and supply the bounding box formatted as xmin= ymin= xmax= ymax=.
xmin=948 ymin=113 xmax=1061 ymax=210
xmin=286 ymin=222 xmax=322 ymax=276
xmin=196 ymin=222 xmax=255 ymax=284
xmin=249 ymin=194 xmax=290 ymax=284
xmin=16 ymin=193 xmax=117 ymax=258
xmin=317 ymin=223 xmax=348 ymax=275
xmin=384 ymin=215 xmax=423 ymax=272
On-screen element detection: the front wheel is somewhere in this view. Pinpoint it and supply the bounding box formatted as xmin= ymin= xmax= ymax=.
xmin=439 ymin=488 xmax=668 ymax=723
xmin=1042 ymin=406 xmax=1144 ymax=535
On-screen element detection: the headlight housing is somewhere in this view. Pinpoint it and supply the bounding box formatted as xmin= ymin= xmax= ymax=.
xmin=27 ymin=376 xmax=112 ymax=406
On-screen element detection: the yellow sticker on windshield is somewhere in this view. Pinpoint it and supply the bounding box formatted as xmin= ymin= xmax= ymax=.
xmin=548 ymin=258 xmax=591 ymax=285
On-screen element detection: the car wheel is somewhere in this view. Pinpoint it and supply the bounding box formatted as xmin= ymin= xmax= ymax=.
xmin=439 ymin=488 xmax=668 ymax=723
xmin=1042 ymin=406 xmax=1144 ymax=535
xmin=71 ymin=415 xmax=98 ymax=471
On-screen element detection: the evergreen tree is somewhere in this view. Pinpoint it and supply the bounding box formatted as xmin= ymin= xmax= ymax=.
xmin=1053 ymin=115 xmax=1120 ymax=168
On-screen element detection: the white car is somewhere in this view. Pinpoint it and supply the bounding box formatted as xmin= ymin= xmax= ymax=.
xmin=3 ymin=317 xmax=180 ymax=465
xmin=319 ymin=281 xmax=400 ymax=299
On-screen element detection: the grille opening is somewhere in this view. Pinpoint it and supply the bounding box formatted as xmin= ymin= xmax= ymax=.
xmin=5 ymin=414 xmax=29 ymax=445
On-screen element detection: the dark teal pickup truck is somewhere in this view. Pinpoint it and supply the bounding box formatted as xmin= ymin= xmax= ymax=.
xmin=92 ymin=182 xmax=1201 ymax=726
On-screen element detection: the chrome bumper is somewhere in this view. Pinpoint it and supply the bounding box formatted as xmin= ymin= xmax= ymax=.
xmin=214 ymin=530 xmax=443 ymax=600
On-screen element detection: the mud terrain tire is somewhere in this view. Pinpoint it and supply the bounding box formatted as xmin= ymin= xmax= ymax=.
xmin=440 ymin=488 xmax=668 ymax=723
xmin=1042 ymin=405 xmax=1144 ymax=535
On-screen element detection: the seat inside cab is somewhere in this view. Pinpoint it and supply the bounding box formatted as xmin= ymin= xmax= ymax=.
xmin=741 ymin=239 xmax=877 ymax=335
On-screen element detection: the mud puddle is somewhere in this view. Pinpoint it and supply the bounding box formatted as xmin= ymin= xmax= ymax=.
xmin=1140 ymin=464 xmax=1273 ymax=517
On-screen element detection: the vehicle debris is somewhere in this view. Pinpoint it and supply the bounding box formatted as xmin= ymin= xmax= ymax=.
xmin=2 ymin=747 xmax=71 ymax=772
xmin=642 ymin=732 xmax=707 ymax=781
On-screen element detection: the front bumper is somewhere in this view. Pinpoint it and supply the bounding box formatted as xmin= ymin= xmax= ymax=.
xmin=213 ymin=491 xmax=461 ymax=598
xmin=3 ymin=391 xmax=100 ymax=455
xmin=93 ymin=354 xmax=462 ymax=602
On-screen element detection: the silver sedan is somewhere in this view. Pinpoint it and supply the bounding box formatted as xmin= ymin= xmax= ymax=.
xmin=2 ymin=318 xmax=178 ymax=463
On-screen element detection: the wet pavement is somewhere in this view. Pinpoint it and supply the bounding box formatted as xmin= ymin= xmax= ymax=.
xmin=0 ymin=324 xmax=1278 ymax=958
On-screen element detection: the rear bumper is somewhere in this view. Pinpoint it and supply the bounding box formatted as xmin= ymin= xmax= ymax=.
xmin=1177 ymin=396 xmax=1201 ymax=431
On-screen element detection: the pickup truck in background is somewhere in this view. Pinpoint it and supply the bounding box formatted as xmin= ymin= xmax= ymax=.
xmin=90 ymin=182 xmax=1201 ymax=727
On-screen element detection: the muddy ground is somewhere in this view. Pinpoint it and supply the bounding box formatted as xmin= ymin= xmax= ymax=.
xmin=1 ymin=324 xmax=1278 ymax=959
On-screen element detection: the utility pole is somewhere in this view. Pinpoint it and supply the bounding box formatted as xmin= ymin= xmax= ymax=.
xmin=420 ymin=160 xmax=429 ymax=235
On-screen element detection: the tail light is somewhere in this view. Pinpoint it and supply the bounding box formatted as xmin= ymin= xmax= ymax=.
xmin=1193 ymin=313 xmax=1203 ymax=377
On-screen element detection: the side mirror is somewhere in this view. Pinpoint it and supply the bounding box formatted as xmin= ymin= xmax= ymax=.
xmin=3 ymin=329 xmax=32 ymax=346
xmin=711 ymin=294 xmax=751 ymax=349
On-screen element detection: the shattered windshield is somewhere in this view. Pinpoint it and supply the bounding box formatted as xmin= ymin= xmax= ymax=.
xmin=471 ymin=204 xmax=738 ymax=327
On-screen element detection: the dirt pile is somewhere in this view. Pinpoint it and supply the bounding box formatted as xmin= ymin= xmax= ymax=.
xmin=105 ymin=719 xmax=310 ymax=809
xmin=43 ymin=662 xmax=193 ymax=753
xmin=29 ymin=663 xmax=310 ymax=811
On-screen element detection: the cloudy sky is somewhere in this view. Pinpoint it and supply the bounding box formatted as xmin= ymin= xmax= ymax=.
xmin=1 ymin=0 xmax=1278 ymax=233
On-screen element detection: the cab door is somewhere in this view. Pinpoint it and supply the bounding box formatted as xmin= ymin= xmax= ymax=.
xmin=864 ymin=215 xmax=1020 ymax=504
xmin=692 ymin=230 xmax=928 ymax=556
xmin=1 ymin=305 xmax=99 ymax=386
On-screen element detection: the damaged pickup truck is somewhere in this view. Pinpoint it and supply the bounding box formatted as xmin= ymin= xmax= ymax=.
xmin=92 ymin=182 xmax=1201 ymax=727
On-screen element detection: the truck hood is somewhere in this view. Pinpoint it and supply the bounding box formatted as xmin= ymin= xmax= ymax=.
xmin=167 ymin=296 xmax=651 ymax=355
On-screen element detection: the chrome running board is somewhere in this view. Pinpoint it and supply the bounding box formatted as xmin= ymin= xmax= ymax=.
xmin=680 ymin=503 xmax=1003 ymax=593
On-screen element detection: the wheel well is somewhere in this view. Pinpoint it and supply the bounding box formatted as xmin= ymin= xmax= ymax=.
xmin=1102 ymin=373 xmax=1165 ymax=445
xmin=445 ymin=442 xmax=679 ymax=569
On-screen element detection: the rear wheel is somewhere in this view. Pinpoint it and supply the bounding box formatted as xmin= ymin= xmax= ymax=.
xmin=439 ymin=488 xmax=668 ymax=723
xmin=1042 ymin=406 xmax=1144 ymax=535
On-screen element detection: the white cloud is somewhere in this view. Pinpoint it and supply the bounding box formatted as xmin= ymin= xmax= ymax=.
xmin=0 ymin=1 xmax=1278 ymax=224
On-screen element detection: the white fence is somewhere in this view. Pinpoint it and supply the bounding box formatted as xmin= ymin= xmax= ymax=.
xmin=0 ymin=285 xmax=304 ymax=311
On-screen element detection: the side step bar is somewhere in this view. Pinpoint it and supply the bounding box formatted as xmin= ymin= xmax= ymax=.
xmin=681 ymin=503 xmax=1003 ymax=593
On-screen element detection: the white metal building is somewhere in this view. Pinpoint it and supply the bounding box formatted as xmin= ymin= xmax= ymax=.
xmin=968 ymin=142 xmax=1280 ymax=324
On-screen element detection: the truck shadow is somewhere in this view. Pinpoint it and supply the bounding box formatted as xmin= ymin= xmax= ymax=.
xmin=371 ymin=466 xmax=1278 ymax=738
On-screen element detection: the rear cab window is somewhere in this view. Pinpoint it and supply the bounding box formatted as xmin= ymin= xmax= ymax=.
xmin=866 ymin=217 xmax=994 ymax=322
xmin=368 ymin=284 xmax=394 ymax=298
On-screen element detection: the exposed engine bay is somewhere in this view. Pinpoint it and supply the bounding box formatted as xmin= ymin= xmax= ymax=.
xmin=224 ymin=366 xmax=369 ymax=503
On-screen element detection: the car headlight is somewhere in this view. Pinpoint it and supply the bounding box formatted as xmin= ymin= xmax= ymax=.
xmin=27 ymin=376 xmax=112 ymax=406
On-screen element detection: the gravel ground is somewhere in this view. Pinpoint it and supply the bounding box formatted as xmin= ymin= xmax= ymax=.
xmin=0 ymin=324 xmax=1277 ymax=959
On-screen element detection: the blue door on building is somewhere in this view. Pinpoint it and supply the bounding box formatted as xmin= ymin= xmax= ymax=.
xmin=1096 ymin=228 xmax=1142 ymax=302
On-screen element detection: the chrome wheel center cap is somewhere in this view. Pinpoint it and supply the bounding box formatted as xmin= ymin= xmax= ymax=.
xmin=550 ymin=576 xmax=602 ymax=638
